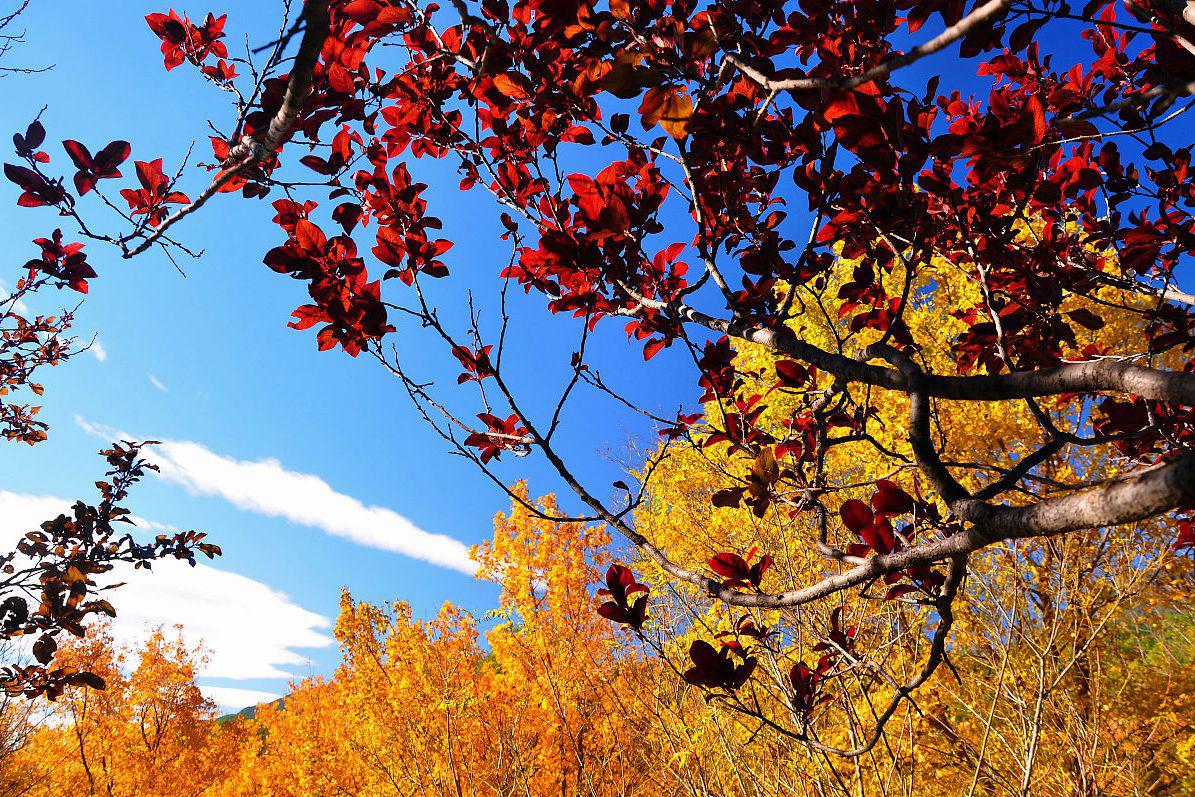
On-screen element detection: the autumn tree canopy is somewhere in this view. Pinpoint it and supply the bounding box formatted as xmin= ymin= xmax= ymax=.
xmin=4 ymin=0 xmax=1195 ymax=759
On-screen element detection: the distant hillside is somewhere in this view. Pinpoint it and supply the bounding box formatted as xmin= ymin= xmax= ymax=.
xmin=216 ymin=697 xmax=284 ymax=725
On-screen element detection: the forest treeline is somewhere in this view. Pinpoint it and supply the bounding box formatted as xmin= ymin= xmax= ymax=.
xmin=0 ymin=481 xmax=1192 ymax=796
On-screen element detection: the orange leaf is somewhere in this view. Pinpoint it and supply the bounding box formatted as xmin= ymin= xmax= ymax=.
xmin=660 ymin=92 xmax=694 ymax=138
xmin=493 ymin=72 xmax=532 ymax=101
xmin=1025 ymin=95 xmax=1047 ymax=143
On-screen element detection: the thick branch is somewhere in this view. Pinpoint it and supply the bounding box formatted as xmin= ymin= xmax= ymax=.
xmin=721 ymin=449 xmax=1195 ymax=609
xmin=655 ymin=301 xmax=1195 ymax=405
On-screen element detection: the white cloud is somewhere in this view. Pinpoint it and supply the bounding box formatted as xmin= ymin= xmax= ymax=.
xmin=111 ymin=558 xmax=333 ymax=680
xmin=89 ymin=338 xmax=107 ymax=362
xmin=147 ymin=439 xmax=479 ymax=574
xmin=203 ymin=685 xmax=282 ymax=711
xmin=0 ymin=279 xmax=29 ymax=315
xmin=0 ymin=491 xmax=334 ymax=682
xmin=0 ymin=487 xmax=176 ymax=543
xmin=74 ymin=415 xmax=478 ymax=574
xmin=148 ymin=374 xmax=167 ymax=392
xmin=0 ymin=491 xmax=65 ymax=549
xmin=127 ymin=515 xmax=178 ymax=533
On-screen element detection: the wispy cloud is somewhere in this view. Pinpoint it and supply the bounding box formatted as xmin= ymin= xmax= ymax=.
xmin=148 ymin=374 xmax=167 ymax=392
xmin=74 ymin=416 xmax=478 ymax=574
xmin=89 ymin=338 xmax=107 ymax=362
xmin=0 ymin=490 xmax=334 ymax=683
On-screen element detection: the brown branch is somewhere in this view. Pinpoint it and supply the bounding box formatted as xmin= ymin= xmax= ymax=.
xmin=649 ymin=298 xmax=1195 ymax=405
xmin=122 ymin=0 xmax=331 ymax=259
xmin=866 ymin=342 xmax=971 ymax=505
xmin=1088 ymin=268 xmax=1195 ymax=308
xmin=556 ymin=382 xmax=1193 ymax=609
xmin=724 ymin=0 xmax=1012 ymax=92
xmin=1060 ymin=78 xmax=1195 ymax=123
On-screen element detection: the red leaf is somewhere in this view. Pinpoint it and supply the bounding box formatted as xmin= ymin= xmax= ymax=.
xmin=884 ymin=583 xmax=919 ymax=601
xmin=839 ymin=499 xmax=873 ymax=533
xmin=711 ymin=487 xmax=746 ymax=508
xmin=871 ymin=480 xmax=914 ymax=516
xmin=708 ymin=552 xmax=750 ymax=582
xmin=62 ymin=140 xmax=94 ymax=172
xmin=642 ymin=337 xmax=667 ymax=360
xmin=1067 ymin=308 xmax=1104 ymax=330
xmin=775 ymin=360 xmax=810 ymax=388
xmin=293 ymin=219 xmax=328 ymax=256
xmin=1025 ymin=95 xmax=1048 ymax=144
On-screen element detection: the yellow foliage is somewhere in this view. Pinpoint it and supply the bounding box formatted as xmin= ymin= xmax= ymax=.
xmin=13 ymin=624 xmax=246 ymax=797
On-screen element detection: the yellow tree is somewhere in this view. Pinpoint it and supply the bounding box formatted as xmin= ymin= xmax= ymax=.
xmin=603 ymin=252 xmax=1195 ymax=794
xmin=207 ymin=677 xmax=364 ymax=797
xmin=0 ymin=648 xmax=47 ymax=797
xmin=220 ymin=486 xmax=662 ymax=796
xmin=17 ymin=624 xmax=244 ymax=797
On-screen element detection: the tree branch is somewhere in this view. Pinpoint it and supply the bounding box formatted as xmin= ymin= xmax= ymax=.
xmin=123 ymin=0 xmax=330 ymax=259
xmin=724 ymin=0 xmax=1012 ymax=93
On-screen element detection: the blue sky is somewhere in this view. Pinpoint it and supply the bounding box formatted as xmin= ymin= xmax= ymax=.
xmin=0 ymin=1 xmax=695 ymax=710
